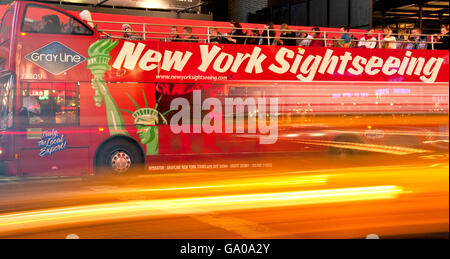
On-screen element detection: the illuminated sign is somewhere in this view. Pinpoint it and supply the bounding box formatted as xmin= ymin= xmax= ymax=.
xmin=25 ymin=42 xmax=86 ymax=75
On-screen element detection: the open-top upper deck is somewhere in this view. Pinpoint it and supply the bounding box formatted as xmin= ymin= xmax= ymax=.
xmin=0 ymin=1 xmax=448 ymax=85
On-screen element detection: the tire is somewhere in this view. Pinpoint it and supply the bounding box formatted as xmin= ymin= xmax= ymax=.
xmin=328 ymin=134 xmax=366 ymax=159
xmin=95 ymin=139 xmax=144 ymax=176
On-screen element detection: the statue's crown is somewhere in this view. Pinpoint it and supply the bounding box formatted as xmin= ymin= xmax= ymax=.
xmin=133 ymin=108 xmax=159 ymax=125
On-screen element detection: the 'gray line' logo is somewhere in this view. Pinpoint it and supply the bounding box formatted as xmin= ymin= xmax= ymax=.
xmin=25 ymin=41 xmax=86 ymax=75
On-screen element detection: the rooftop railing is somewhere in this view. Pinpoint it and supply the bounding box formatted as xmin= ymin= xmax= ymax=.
xmin=91 ymin=20 xmax=448 ymax=50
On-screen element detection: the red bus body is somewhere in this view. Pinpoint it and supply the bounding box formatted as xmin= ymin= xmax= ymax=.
xmin=0 ymin=1 xmax=448 ymax=176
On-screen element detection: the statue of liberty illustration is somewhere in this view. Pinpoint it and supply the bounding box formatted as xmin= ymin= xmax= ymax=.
xmin=87 ymin=39 xmax=128 ymax=136
xmin=122 ymin=91 xmax=171 ymax=155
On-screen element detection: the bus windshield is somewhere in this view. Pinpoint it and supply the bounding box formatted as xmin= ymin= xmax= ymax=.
xmin=0 ymin=75 xmax=13 ymax=131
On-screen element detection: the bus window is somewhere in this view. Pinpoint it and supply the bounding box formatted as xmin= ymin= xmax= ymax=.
xmin=0 ymin=9 xmax=12 ymax=45
xmin=21 ymin=5 xmax=93 ymax=35
xmin=0 ymin=75 xmax=14 ymax=130
xmin=21 ymin=82 xmax=79 ymax=126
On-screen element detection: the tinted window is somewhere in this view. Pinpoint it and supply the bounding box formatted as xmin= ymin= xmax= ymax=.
xmin=21 ymin=5 xmax=93 ymax=35
xmin=21 ymin=82 xmax=80 ymax=126
xmin=0 ymin=75 xmax=14 ymax=130
xmin=0 ymin=10 xmax=13 ymax=44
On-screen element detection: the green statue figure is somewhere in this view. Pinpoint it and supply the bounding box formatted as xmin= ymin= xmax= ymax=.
xmin=87 ymin=39 xmax=129 ymax=136
xmin=122 ymin=90 xmax=170 ymax=156
xmin=122 ymin=91 xmax=171 ymax=156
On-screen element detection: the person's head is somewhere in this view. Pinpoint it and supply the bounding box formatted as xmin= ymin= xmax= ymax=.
xmin=340 ymin=25 xmax=350 ymax=33
xmin=264 ymin=21 xmax=274 ymax=30
xmin=183 ymin=26 xmax=193 ymax=38
xmin=209 ymin=27 xmax=219 ymax=36
xmin=230 ymin=20 xmax=242 ymax=28
xmin=441 ymin=25 xmax=449 ymax=35
xmin=383 ymin=27 xmax=392 ymax=36
xmin=411 ymin=27 xmax=421 ymax=36
xmin=251 ymin=29 xmax=260 ymax=36
xmin=122 ymin=24 xmax=132 ymax=37
xmin=366 ymin=28 xmax=375 ymax=37
xmin=280 ymin=23 xmax=290 ymax=32
xmin=42 ymin=15 xmax=54 ymax=25
xmin=312 ymin=27 xmax=321 ymax=37
xmin=171 ymin=26 xmax=178 ymax=34
xmin=42 ymin=15 xmax=61 ymax=33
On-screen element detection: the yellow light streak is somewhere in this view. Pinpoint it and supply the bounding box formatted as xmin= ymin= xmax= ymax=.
xmin=108 ymin=175 xmax=328 ymax=194
xmin=0 ymin=185 xmax=404 ymax=235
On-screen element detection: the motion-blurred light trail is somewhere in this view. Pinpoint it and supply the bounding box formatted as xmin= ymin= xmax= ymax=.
xmin=89 ymin=174 xmax=329 ymax=194
xmin=0 ymin=185 xmax=404 ymax=235
xmin=296 ymin=139 xmax=432 ymax=155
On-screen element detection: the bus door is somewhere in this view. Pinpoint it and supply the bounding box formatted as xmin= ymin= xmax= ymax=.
xmin=15 ymin=81 xmax=90 ymax=176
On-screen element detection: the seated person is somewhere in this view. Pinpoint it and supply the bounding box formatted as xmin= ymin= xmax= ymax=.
xmin=180 ymin=27 xmax=199 ymax=43
xmin=209 ymin=27 xmax=230 ymax=44
xmin=169 ymin=26 xmax=182 ymax=42
xmin=62 ymin=18 xmax=89 ymax=34
xmin=245 ymin=29 xmax=261 ymax=45
xmin=41 ymin=15 xmax=61 ymax=33
xmin=122 ymin=24 xmax=142 ymax=40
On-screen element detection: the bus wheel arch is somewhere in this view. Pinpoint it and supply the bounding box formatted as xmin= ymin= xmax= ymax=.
xmin=94 ymin=136 xmax=145 ymax=175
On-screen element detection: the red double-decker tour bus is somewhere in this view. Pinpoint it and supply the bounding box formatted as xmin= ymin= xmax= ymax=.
xmin=0 ymin=1 xmax=448 ymax=177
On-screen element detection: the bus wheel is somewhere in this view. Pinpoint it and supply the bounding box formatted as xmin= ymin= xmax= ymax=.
xmin=96 ymin=139 xmax=144 ymax=175
xmin=328 ymin=134 xmax=365 ymax=159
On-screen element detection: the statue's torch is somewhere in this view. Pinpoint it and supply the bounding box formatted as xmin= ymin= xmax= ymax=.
xmin=87 ymin=39 xmax=128 ymax=136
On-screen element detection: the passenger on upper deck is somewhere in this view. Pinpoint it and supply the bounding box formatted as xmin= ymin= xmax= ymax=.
xmin=181 ymin=27 xmax=199 ymax=43
xmin=227 ymin=20 xmax=246 ymax=44
xmin=209 ymin=27 xmax=229 ymax=44
xmin=277 ymin=24 xmax=297 ymax=46
xmin=381 ymin=27 xmax=397 ymax=49
xmin=358 ymin=28 xmax=377 ymax=48
xmin=297 ymin=30 xmax=314 ymax=46
xmin=337 ymin=25 xmax=351 ymax=48
xmin=169 ymin=26 xmax=182 ymax=42
xmin=396 ymin=29 xmax=409 ymax=49
xmin=122 ymin=24 xmax=141 ymax=40
xmin=259 ymin=22 xmax=276 ymax=46
xmin=434 ymin=25 xmax=449 ymax=50
xmin=245 ymin=29 xmax=261 ymax=45
xmin=309 ymin=27 xmax=325 ymax=47
xmin=405 ymin=27 xmax=428 ymax=50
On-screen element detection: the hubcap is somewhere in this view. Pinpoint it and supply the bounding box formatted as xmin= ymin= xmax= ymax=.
xmin=110 ymin=151 xmax=132 ymax=173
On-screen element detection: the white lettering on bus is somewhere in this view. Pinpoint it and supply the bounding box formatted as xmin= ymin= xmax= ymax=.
xmin=30 ymin=53 xmax=82 ymax=63
xmin=112 ymin=41 xmax=193 ymax=72
xmin=111 ymin=42 xmax=445 ymax=83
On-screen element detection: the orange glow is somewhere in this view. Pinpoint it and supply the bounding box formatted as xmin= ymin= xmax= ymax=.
xmin=295 ymin=139 xmax=432 ymax=155
xmin=98 ymin=128 xmax=105 ymax=132
xmin=0 ymin=185 xmax=404 ymax=235
xmin=20 ymin=32 xmax=26 ymax=36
